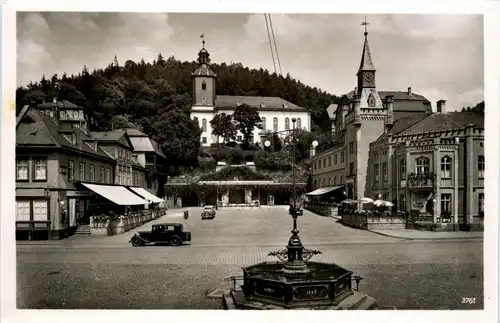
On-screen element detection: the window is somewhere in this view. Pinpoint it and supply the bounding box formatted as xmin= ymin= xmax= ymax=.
xmin=333 ymin=176 xmax=337 ymax=185
xmin=273 ymin=117 xmax=278 ymax=132
xmin=16 ymin=159 xmax=29 ymax=180
xmin=89 ymin=165 xmax=95 ymax=182
xmin=399 ymin=194 xmax=407 ymax=211
xmin=340 ymin=151 xmax=345 ymax=163
xmin=334 ymin=154 xmax=338 ymax=165
xmin=106 ymin=168 xmax=111 ymax=184
xmin=313 ymin=180 xmax=317 ymax=189
xmin=100 ymin=167 xmax=105 ymax=183
xmin=400 ymin=159 xmax=406 ymax=180
xmin=313 ymin=161 xmax=317 ymax=170
xmin=374 ymin=164 xmax=379 ymax=183
xmin=328 ymin=156 xmax=332 ymax=167
xmin=297 ymin=118 xmax=302 ymax=129
xmin=201 ymin=81 xmax=207 ymax=90
xmin=382 ymin=162 xmax=388 ymax=182
xmin=79 ymin=163 xmax=85 ymax=181
xmin=202 ymin=118 xmax=207 ymax=132
xmin=68 ymin=160 xmax=74 ymax=181
xmin=237 ymin=135 xmax=242 ymax=142
xmin=323 ymin=158 xmax=326 ymax=168
xmin=33 ymin=200 xmax=48 ymax=221
xmin=349 ymin=162 xmax=354 ymax=175
xmin=478 ymin=193 xmax=484 ymax=213
xmin=16 ymin=201 xmax=30 ymax=221
xmin=368 ymin=95 xmax=375 ymax=107
xmin=441 ymin=156 xmax=452 ymax=179
xmin=349 ymin=141 xmax=354 ymax=155
xmin=262 ymin=117 xmax=266 ymax=131
xmin=202 ymin=137 xmax=207 ymax=144
xmin=415 ymin=157 xmax=429 ymax=174
xmin=478 ymin=156 xmax=485 ymax=178
xmin=132 ymin=154 xmax=138 ymax=162
xmin=249 ymin=135 xmax=254 ymax=143
xmin=328 ymin=178 xmax=331 ymax=185
xmin=340 ymin=175 xmax=343 ymax=184
xmin=285 ymin=118 xmax=290 ymax=130
xmin=322 ymin=178 xmax=326 ymax=186
xmin=33 ymin=158 xmax=47 ymax=180
xmin=441 ymin=193 xmax=452 ymax=212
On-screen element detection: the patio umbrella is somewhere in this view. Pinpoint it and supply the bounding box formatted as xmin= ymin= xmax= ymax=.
xmin=359 ymin=197 xmax=374 ymax=204
xmin=374 ymin=200 xmax=394 ymax=207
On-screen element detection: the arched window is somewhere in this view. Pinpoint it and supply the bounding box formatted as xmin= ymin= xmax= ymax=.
xmin=202 ymin=118 xmax=207 ymax=132
xmin=297 ymin=118 xmax=302 ymax=129
xmin=400 ymin=159 xmax=407 ymax=180
xmin=415 ymin=157 xmax=430 ymax=174
xmin=314 ymin=180 xmax=317 ymax=189
xmin=273 ymin=117 xmax=278 ymax=132
xmin=328 ymin=178 xmax=331 ymax=185
xmin=368 ymin=94 xmax=375 ymax=107
xmin=441 ymin=156 xmax=452 ymax=179
xmin=261 ymin=117 xmax=266 ymax=131
xmin=285 ymin=117 xmax=290 ymax=130
xmin=333 ymin=176 xmax=337 ymax=185
xmin=322 ymin=178 xmax=326 ymax=187
xmin=201 ymin=81 xmax=207 ymax=90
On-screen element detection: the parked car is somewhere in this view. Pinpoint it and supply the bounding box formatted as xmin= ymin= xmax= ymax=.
xmin=201 ymin=205 xmax=216 ymax=220
xmin=129 ymin=223 xmax=191 ymax=247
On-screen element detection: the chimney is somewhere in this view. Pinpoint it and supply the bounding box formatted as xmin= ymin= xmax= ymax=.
xmin=353 ymin=94 xmax=361 ymax=125
xmin=436 ymin=100 xmax=446 ymax=113
xmin=52 ymin=98 xmax=60 ymax=126
xmin=407 ymin=87 xmax=412 ymax=95
xmin=386 ymin=95 xmax=394 ymax=129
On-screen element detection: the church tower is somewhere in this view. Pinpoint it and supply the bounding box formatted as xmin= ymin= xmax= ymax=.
xmin=355 ymin=20 xmax=383 ymax=110
xmin=191 ymin=37 xmax=217 ymax=107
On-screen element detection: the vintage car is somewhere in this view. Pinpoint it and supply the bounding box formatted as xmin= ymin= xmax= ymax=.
xmin=201 ymin=205 xmax=216 ymax=220
xmin=129 ymin=223 xmax=191 ymax=247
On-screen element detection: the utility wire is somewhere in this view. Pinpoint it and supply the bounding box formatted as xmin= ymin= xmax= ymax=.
xmin=264 ymin=14 xmax=278 ymax=75
xmin=268 ymin=14 xmax=282 ymax=76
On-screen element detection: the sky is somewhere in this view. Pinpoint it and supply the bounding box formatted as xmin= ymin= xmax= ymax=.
xmin=16 ymin=12 xmax=484 ymax=112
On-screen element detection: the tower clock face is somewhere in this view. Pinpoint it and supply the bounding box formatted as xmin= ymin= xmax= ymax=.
xmin=364 ymin=72 xmax=374 ymax=84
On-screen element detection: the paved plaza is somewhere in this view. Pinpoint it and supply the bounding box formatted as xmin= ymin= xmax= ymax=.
xmin=16 ymin=207 xmax=483 ymax=310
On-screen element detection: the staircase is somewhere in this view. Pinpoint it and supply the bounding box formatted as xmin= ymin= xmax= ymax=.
xmin=75 ymin=225 xmax=90 ymax=235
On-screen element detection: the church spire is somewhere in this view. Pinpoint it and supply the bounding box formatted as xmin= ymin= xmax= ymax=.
xmin=358 ymin=16 xmax=375 ymax=73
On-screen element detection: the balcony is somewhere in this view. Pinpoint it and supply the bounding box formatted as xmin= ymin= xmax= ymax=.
xmin=407 ymin=172 xmax=436 ymax=191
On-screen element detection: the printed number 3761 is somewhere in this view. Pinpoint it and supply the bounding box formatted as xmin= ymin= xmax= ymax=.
xmin=462 ymin=298 xmax=476 ymax=304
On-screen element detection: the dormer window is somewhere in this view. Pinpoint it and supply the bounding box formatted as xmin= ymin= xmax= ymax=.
xmin=368 ymin=93 xmax=375 ymax=107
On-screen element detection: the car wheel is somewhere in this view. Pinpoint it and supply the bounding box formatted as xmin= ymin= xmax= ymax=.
xmin=170 ymin=236 xmax=182 ymax=247
xmin=131 ymin=237 xmax=143 ymax=247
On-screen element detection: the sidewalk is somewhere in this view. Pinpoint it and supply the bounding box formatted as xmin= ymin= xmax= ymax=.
xmin=368 ymin=228 xmax=483 ymax=240
xmin=16 ymin=207 xmax=201 ymax=247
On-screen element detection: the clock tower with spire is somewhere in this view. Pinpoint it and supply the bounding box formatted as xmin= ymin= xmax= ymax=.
xmin=356 ymin=18 xmax=382 ymax=109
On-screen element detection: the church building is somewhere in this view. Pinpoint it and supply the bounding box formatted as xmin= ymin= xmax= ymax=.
xmin=189 ymin=40 xmax=312 ymax=147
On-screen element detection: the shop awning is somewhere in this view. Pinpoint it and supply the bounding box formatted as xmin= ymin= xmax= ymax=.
xmin=81 ymin=183 xmax=148 ymax=205
xmin=128 ymin=187 xmax=163 ymax=203
xmin=306 ymin=185 xmax=344 ymax=196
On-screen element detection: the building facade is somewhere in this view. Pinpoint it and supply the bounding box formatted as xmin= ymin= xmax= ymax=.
xmin=189 ymin=42 xmax=312 ymax=147
xmin=368 ymin=108 xmax=484 ymax=230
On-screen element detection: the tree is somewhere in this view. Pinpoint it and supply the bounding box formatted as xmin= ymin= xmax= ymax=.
xmin=210 ymin=113 xmax=237 ymax=145
xmin=111 ymin=114 xmax=143 ymax=131
xmin=285 ymin=129 xmax=315 ymax=163
xmin=151 ymin=108 xmax=202 ymax=173
xmin=233 ymin=104 xmax=262 ymax=148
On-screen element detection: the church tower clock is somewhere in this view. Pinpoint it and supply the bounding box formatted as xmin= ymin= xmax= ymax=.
xmin=192 ymin=38 xmax=217 ymax=107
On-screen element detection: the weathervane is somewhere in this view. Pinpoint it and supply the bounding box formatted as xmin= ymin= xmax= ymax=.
xmin=361 ymin=16 xmax=369 ymax=36
xmin=200 ymin=33 xmax=205 ymax=48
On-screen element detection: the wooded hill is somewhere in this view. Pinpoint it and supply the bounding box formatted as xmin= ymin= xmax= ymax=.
xmin=16 ymin=54 xmax=339 ymax=173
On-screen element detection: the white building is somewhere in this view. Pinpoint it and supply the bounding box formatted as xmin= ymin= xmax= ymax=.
xmin=190 ymin=43 xmax=312 ymax=147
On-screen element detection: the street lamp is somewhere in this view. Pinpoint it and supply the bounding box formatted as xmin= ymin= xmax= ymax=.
xmin=312 ymin=140 xmax=318 ymax=148
xmin=264 ymin=140 xmax=271 ymax=148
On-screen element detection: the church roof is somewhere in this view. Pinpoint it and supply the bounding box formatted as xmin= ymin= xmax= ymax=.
xmin=215 ymin=95 xmax=307 ymax=111
xmin=358 ymin=34 xmax=375 ymax=72
xmin=192 ymin=65 xmax=217 ymax=77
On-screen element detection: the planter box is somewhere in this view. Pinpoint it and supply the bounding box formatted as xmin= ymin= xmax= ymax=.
xmin=339 ymin=212 xmax=406 ymax=230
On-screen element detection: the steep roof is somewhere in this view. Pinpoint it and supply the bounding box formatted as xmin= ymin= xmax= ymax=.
xmin=215 ymin=95 xmax=306 ymax=111
xmin=358 ymin=34 xmax=375 ymax=72
xmin=346 ymin=90 xmax=428 ymax=102
xmin=16 ymin=107 xmax=114 ymax=160
xmin=326 ymin=104 xmax=338 ymax=119
xmin=38 ymin=100 xmax=79 ymax=109
xmin=124 ymin=128 xmax=148 ymax=137
xmin=398 ymin=111 xmax=484 ymax=135
xmin=375 ymin=114 xmax=429 ymax=143
xmin=90 ymin=130 xmax=127 ymax=142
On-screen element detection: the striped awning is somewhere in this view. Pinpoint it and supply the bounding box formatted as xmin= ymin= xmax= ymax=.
xmin=306 ymin=185 xmax=344 ymax=196
xmin=81 ymin=183 xmax=148 ymax=205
